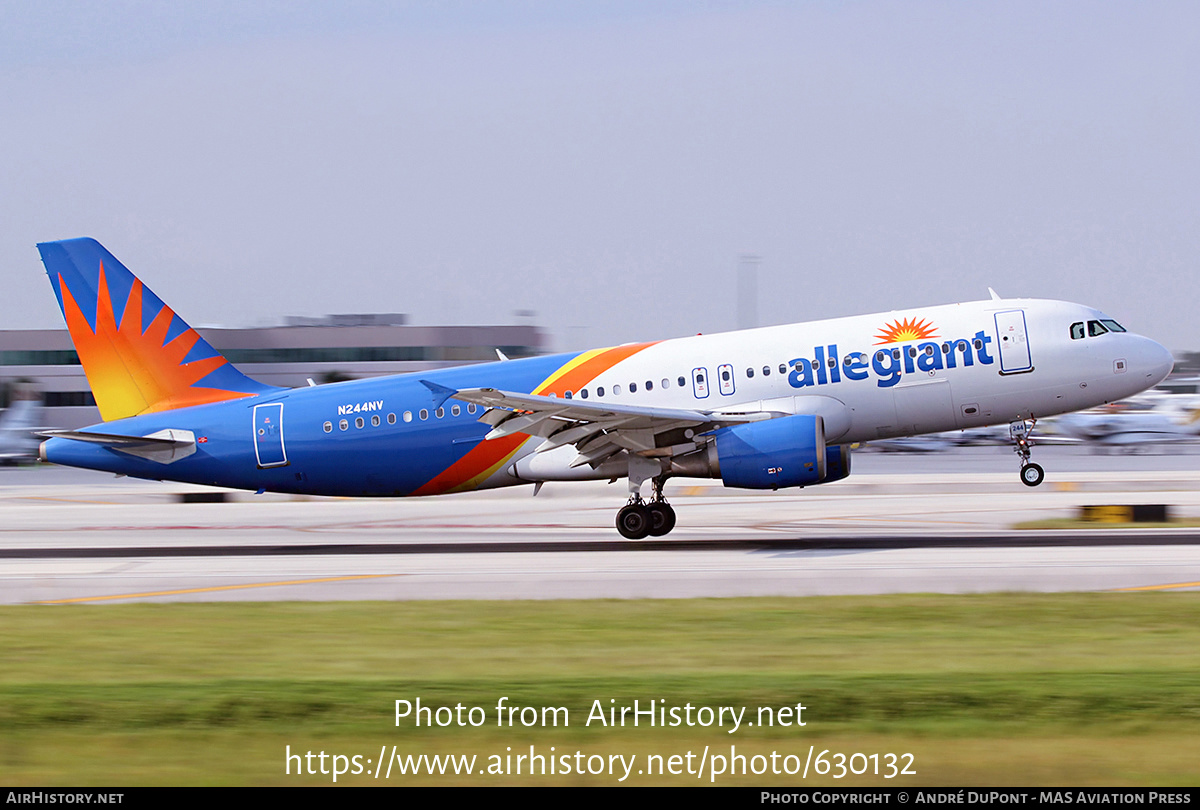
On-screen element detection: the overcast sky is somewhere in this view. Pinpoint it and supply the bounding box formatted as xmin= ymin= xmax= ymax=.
xmin=2 ymin=1 xmax=1197 ymax=351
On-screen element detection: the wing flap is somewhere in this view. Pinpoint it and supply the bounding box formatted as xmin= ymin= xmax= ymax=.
xmin=454 ymin=387 xmax=742 ymax=428
xmin=451 ymin=386 xmax=784 ymax=472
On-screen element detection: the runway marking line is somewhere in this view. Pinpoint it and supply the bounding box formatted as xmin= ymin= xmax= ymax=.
xmin=1111 ymin=581 xmax=1200 ymax=592
xmin=30 ymin=573 xmax=403 ymax=604
xmin=19 ymin=496 xmax=121 ymax=505
xmin=827 ymin=515 xmax=982 ymax=526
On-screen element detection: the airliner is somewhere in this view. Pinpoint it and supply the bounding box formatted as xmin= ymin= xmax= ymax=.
xmin=1056 ymin=400 xmax=1200 ymax=448
xmin=0 ymin=396 xmax=43 ymax=464
xmin=35 ymin=238 xmax=1174 ymax=538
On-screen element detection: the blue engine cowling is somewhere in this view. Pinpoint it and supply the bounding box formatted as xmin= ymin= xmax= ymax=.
xmin=823 ymin=442 xmax=852 ymax=483
xmin=712 ymin=414 xmax=850 ymax=489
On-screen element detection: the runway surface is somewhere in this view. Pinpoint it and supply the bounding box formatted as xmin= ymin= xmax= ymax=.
xmin=3 ymin=446 xmax=1200 ymax=603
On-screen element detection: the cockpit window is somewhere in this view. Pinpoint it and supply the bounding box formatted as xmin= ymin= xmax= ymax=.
xmin=1070 ymin=322 xmax=1085 ymax=340
xmin=1100 ymin=319 xmax=1126 ymax=333
xmin=1088 ymin=320 xmax=1109 ymax=337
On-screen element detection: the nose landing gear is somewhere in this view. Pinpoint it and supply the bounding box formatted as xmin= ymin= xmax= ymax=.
xmin=1011 ymin=418 xmax=1045 ymax=487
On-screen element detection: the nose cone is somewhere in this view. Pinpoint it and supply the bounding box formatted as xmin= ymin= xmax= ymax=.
xmin=1141 ymin=338 xmax=1174 ymax=387
xmin=1142 ymin=338 xmax=1171 ymax=384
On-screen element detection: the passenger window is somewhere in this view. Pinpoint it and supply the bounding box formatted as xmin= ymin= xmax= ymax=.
xmin=762 ymin=366 xmax=770 ymax=376
xmin=355 ymin=417 xmax=364 ymax=429
xmin=597 ymin=387 xmax=605 ymax=397
xmin=419 ymin=409 xmax=429 ymax=420
xmin=451 ymin=404 xmax=461 ymax=416
xmin=339 ymin=419 xmax=349 ymax=431
xmin=467 ymin=403 xmax=477 ymax=413
xmin=403 ymin=411 xmax=412 ymax=422
xmin=1088 ymin=320 xmax=1109 ymax=337
xmin=746 ymin=368 xmax=755 ymax=378
xmin=1070 ymin=322 xmax=1085 ymax=340
xmin=629 ymin=382 xmax=637 ymax=393
xmin=662 ymin=378 xmax=670 ymax=389
xmin=564 ymin=390 xmax=572 ymax=399
xmin=388 ymin=413 xmax=397 ymax=424
xmin=778 ymin=364 xmax=786 ymax=374
xmin=371 ymin=414 xmax=380 ymax=426
xmin=677 ymin=376 xmax=686 ymax=387
xmin=435 ymin=407 xmax=445 ymax=418
xmin=580 ymin=389 xmax=589 ymax=399
xmin=323 ymin=421 xmax=333 ymax=433
xmin=645 ymin=380 xmax=653 ymax=391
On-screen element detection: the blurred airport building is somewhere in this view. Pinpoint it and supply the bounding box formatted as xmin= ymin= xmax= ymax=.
xmin=0 ymin=315 xmax=544 ymax=428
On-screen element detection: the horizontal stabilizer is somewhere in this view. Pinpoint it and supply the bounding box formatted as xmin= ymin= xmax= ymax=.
xmin=40 ymin=428 xmax=197 ymax=463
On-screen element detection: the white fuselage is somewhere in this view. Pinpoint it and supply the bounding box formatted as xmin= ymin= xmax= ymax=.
xmin=513 ymin=297 xmax=1171 ymax=482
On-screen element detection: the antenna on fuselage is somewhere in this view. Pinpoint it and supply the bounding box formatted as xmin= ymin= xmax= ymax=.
xmin=988 ymin=288 xmax=1002 ymax=301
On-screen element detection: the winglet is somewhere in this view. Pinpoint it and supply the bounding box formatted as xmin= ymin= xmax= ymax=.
xmin=419 ymin=379 xmax=458 ymax=409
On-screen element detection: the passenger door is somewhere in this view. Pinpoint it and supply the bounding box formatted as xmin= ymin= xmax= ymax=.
xmin=994 ymin=310 xmax=1033 ymax=374
xmin=253 ymin=402 xmax=289 ymax=468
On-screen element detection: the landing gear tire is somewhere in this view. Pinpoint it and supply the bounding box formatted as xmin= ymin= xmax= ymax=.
xmin=616 ymin=503 xmax=652 ymax=539
xmin=1020 ymin=463 xmax=1045 ymax=487
xmin=647 ymin=502 xmax=676 ymax=537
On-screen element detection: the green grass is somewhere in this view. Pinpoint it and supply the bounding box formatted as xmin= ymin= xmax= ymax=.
xmin=2 ymin=595 xmax=1199 ymax=785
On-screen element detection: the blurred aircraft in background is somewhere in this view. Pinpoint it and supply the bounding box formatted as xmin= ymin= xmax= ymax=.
xmin=1055 ymin=398 xmax=1200 ymax=449
xmin=0 ymin=395 xmax=45 ymax=464
xmin=864 ymin=433 xmax=958 ymax=452
xmin=34 ymin=238 xmax=1175 ymax=537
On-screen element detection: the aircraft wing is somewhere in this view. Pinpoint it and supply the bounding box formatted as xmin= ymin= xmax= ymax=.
xmin=451 ymin=387 xmax=769 ymax=468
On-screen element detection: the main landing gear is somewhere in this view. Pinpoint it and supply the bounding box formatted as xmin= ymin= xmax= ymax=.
xmin=616 ymin=473 xmax=677 ymax=539
xmin=1010 ymin=418 xmax=1045 ymax=487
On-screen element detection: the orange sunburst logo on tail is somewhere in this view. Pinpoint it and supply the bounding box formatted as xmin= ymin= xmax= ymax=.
xmin=58 ymin=262 xmax=251 ymax=421
xmin=874 ymin=317 xmax=938 ymax=345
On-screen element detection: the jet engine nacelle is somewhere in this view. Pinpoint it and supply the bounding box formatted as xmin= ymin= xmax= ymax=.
xmin=823 ymin=442 xmax=852 ymax=484
xmin=669 ymin=415 xmax=853 ymax=489
xmin=712 ymin=414 xmax=833 ymax=489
